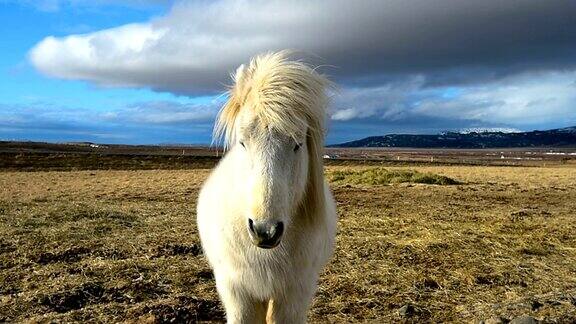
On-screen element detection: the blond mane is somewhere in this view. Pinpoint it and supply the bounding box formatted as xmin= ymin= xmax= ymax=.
xmin=214 ymin=51 xmax=330 ymax=222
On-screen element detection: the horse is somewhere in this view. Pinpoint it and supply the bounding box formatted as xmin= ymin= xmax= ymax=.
xmin=196 ymin=51 xmax=337 ymax=324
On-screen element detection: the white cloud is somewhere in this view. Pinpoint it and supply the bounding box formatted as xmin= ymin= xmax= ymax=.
xmin=31 ymin=23 xmax=169 ymax=86
xmin=0 ymin=99 xmax=219 ymax=143
xmin=108 ymin=100 xmax=220 ymax=125
xmin=413 ymin=71 xmax=576 ymax=127
xmin=330 ymin=76 xmax=424 ymax=121
xmin=328 ymin=70 xmax=576 ymax=130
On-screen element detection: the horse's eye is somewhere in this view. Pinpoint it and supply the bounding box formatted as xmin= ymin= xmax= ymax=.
xmin=294 ymin=143 xmax=302 ymax=152
xmin=240 ymin=141 xmax=246 ymax=148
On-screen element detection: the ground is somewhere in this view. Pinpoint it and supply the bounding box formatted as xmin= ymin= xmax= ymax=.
xmin=1 ymin=163 xmax=575 ymax=323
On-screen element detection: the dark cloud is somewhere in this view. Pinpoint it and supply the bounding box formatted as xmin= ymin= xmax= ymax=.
xmin=320 ymin=1 xmax=576 ymax=86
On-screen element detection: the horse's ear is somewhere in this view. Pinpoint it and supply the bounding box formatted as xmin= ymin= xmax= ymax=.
xmin=228 ymin=63 xmax=248 ymax=118
xmin=233 ymin=64 xmax=246 ymax=85
xmin=230 ymin=63 xmax=249 ymax=105
xmin=215 ymin=64 xmax=247 ymax=148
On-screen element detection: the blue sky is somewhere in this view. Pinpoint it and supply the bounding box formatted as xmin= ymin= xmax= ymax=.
xmin=1 ymin=0 xmax=575 ymax=144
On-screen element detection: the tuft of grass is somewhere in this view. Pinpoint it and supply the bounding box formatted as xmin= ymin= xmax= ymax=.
xmin=328 ymin=167 xmax=460 ymax=186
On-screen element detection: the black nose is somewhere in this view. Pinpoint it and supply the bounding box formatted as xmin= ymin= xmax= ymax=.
xmin=247 ymin=219 xmax=284 ymax=249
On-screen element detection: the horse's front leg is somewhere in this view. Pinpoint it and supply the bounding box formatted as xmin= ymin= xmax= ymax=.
xmin=216 ymin=278 xmax=267 ymax=324
xmin=267 ymin=284 xmax=315 ymax=324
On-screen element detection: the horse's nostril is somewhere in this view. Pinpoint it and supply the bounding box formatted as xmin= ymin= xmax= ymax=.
xmin=274 ymin=221 xmax=284 ymax=237
xmin=247 ymin=219 xmax=284 ymax=249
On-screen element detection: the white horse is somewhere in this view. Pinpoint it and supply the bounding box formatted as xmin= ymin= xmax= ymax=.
xmin=197 ymin=51 xmax=337 ymax=324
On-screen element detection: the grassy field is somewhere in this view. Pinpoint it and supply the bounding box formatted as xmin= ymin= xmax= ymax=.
xmin=1 ymin=164 xmax=575 ymax=322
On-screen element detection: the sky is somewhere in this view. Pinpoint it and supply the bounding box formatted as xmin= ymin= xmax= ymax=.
xmin=1 ymin=0 xmax=576 ymax=144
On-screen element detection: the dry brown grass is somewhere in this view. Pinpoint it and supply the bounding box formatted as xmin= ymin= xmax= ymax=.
xmin=1 ymin=165 xmax=575 ymax=323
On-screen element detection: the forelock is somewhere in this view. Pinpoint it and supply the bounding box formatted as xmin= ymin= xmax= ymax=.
xmin=214 ymin=51 xmax=330 ymax=148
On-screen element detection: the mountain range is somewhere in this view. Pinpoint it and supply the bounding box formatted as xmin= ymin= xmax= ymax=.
xmin=331 ymin=126 xmax=576 ymax=148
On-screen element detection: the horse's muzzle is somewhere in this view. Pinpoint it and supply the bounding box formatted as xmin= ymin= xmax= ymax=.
xmin=247 ymin=219 xmax=284 ymax=249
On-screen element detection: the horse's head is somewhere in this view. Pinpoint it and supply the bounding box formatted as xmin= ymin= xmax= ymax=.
xmin=235 ymin=111 xmax=309 ymax=249
xmin=215 ymin=51 xmax=329 ymax=249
